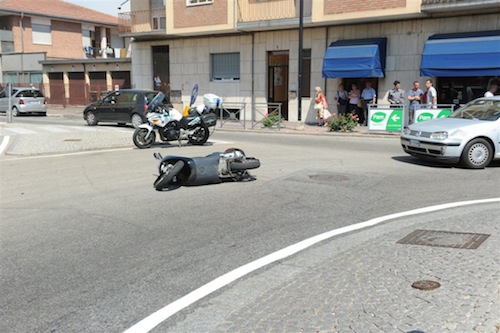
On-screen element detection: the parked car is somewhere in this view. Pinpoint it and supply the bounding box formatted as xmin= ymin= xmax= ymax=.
xmin=401 ymin=96 xmax=500 ymax=168
xmin=83 ymin=89 xmax=163 ymax=128
xmin=0 ymin=87 xmax=47 ymax=116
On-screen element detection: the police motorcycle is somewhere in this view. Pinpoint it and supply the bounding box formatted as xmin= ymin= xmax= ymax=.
xmin=132 ymin=91 xmax=219 ymax=149
xmin=153 ymin=148 xmax=261 ymax=191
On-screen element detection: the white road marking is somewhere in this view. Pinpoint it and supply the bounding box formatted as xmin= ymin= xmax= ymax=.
xmin=123 ymin=197 xmax=500 ymax=333
xmin=4 ymin=127 xmax=37 ymax=135
xmin=0 ymin=135 xmax=10 ymax=154
xmin=38 ymin=125 xmax=71 ymax=133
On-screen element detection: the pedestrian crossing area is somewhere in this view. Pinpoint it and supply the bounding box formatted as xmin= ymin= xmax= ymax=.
xmin=0 ymin=125 xmax=133 ymax=136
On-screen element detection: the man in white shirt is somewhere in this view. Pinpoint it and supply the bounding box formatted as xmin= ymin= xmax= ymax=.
xmin=484 ymin=84 xmax=497 ymax=97
xmin=425 ymin=79 xmax=437 ymax=108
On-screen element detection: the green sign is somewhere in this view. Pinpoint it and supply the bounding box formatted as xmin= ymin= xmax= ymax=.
xmin=368 ymin=109 xmax=403 ymax=132
xmin=414 ymin=108 xmax=452 ymax=123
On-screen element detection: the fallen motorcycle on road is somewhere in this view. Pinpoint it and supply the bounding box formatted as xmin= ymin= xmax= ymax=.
xmin=153 ymin=148 xmax=260 ymax=191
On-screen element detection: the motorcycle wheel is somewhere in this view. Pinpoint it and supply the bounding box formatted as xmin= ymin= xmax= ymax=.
xmin=188 ymin=124 xmax=209 ymax=145
xmin=154 ymin=160 xmax=185 ymax=191
xmin=229 ymin=157 xmax=261 ymax=172
xmin=133 ymin=128 xmax=155 ymax=149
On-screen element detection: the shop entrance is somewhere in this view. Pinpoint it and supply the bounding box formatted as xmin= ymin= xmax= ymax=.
xmin=268 ymin=51 xmax=289 ymax=120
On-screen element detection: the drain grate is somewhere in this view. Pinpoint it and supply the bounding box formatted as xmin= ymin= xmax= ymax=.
xmin=64 ymin=138 xmax=82 ymax=142
xmin=397 ymin=229 xmax=490 ymax=249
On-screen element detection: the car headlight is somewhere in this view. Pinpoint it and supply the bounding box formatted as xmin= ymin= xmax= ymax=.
xmin=402 ymin=127 xmax=411 ymax=135
xmin=430 ymin=131 xmax=448 ymax=140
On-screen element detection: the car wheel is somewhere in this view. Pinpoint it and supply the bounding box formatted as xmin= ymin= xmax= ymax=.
xmin=86 ymin=111 xmax=98 ymax=126
xmin=131 ymin=113 xmax=143 ymax=128
xmin=12 ymin=106 xmax=19 ymax=117
xmin=460 ymin=138 xmax=493 ymax=169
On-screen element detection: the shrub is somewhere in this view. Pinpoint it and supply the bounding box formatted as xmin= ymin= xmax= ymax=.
xmin=326 ymin=113 xmax=359 ymax=132
xmin=262 ymin=111 xmax=281 ymax=127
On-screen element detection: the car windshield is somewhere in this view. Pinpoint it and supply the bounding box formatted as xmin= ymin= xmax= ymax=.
xmin=449 ymin=100 xmax=500 ymax=121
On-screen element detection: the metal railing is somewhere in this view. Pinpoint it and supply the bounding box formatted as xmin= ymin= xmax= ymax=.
xmin=252 ymin=103 xmax=282 ymax=129
xmin=218 ymin=102 xmax=247 ymax=129
xmin=118 ymin=8 xmax=166 ymax=34
xmin=237 ymin=0 xmax=297 ymax=22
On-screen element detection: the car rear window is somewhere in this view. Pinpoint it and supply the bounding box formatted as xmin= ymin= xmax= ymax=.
xmin=17 ymin=90 xmax=44 ymax=98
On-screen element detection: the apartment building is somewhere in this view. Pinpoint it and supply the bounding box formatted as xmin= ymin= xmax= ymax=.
xmin=119 ymin=0 xmax=500 ymax=123
xmin=0 ymin=0 xmax=131 ymax=105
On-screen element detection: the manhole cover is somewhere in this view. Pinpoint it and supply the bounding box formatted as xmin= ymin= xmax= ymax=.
xmin=397 ymin=229 xmax=490 ymax=249
xmin=64 ymin=138 xmax=82 ymax=142
xmin=308 ymin=174 xmax=349 ymax=182
xmin=412 ymin=280 xmax=441 ymax=291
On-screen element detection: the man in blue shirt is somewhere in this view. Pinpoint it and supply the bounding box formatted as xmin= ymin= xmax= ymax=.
xmin=407 ymin=81 xmax=423 ymax=123
xmin=361 ymin=81 xmax=377 ymax=125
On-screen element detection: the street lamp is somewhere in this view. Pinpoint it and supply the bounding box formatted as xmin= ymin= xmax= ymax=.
xmin=118 ymin=0 xmax=129 ymax=10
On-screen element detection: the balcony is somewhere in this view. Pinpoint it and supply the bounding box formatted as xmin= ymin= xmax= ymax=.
xmin=421 ymin=0 xmax=500 ymax=13
xmin=237 ymin=0 xmax=312 ymax=31
xmin=118 ymin=8 xmax=166 ymax=37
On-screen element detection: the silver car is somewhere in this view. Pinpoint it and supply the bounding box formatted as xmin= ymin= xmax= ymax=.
xmin=401 ymin=96 xmax=500 ymax=168
xmin=0 ymin=87 xmax=47 ymax=116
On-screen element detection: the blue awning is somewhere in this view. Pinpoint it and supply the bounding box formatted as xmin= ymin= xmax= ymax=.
xmin=322 ymin=38 xmax=387 ymax=78
xmin=420 ymin=31 xmax=500 ymax=77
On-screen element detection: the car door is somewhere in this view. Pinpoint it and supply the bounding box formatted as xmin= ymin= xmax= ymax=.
xmin=94 ymin=93 xmax=117 ymax=121
xmin=114 ymin=92 xmax=135 ymax=123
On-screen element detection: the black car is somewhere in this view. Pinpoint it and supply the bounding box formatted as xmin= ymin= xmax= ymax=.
xmin=83 ymin=89 xmax=162 ymax=128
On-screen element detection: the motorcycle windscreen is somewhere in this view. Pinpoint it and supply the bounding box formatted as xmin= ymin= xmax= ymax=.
xmin=147 ymin=92 xmax=166 ymax=111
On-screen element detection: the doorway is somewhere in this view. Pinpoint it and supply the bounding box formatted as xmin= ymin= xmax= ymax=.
xmin=268 ymin=51 xmax=289 ymax=120
xmin=152 ymin=45 xmax=170 ymax=99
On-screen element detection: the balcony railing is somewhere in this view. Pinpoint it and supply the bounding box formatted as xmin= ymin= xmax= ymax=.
xmin=118 ymin=8 xmax=166 ymax=34
xmin=237 ymin=0 xmax=297 ymax=22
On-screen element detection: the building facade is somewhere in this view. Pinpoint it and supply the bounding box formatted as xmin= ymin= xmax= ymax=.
xmin=0 ymin=0 xmax=131 ymax=105
xmin=119 ymin=0 xmax=500 ymax=123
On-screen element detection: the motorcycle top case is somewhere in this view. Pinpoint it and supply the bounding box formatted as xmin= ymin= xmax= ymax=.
xmin=203 ymin=94 xmax=221 ymax=110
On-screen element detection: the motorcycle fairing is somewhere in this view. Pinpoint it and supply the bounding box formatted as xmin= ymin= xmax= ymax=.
xmin=160 ymin=152 xmax=221 ymax=186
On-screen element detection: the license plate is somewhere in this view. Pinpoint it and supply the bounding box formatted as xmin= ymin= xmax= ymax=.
xmin=408 ymin=139 xmax=421 ymax=147
xmin=29 ymin=101 xmax=40 ymax=104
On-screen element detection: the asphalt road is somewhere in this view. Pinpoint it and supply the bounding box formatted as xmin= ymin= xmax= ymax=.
xmin=1 ymin=120 xmax=499 ymax=332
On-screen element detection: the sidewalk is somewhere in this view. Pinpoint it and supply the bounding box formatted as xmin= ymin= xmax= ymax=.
xmin=165 ymin=201 xmax=500 ymax=333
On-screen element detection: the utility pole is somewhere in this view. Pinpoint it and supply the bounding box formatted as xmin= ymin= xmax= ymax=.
xmin=297 ymin=0 xmax=304 ymax=121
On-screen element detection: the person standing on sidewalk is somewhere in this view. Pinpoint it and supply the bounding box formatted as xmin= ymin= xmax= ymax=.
xmin=425 ymin=79 xmax=438 ymax=108
xmin=361 ymin=81 xmax=376 ymax=125
xmin=388 ymin=80 xmax=404 ymax=107
xmin=348 ymin=83 xmax=361 ymax=123
xmin=314 ymin=86 xmax=328 ymax=126
xmin=407 ymin=81 xmax=423 ymax=123
xmin=335 ymin=83 xmax=348 ymax=115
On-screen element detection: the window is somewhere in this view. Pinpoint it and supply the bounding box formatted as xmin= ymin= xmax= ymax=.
xmin=186 ymin=0 xmax=213 ymax=6
xmin=31 ymin=18 xmax=52 ymax=45
xmin=211 ymin=53 xmax=240 ymax=81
